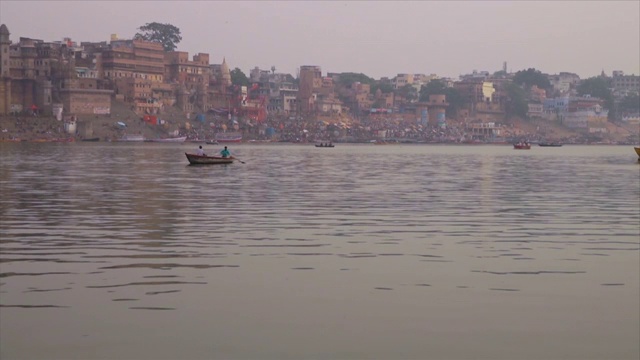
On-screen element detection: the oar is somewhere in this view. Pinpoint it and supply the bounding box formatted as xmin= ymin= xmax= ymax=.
xmin=233 ymin=157 xmax=245 ymax=164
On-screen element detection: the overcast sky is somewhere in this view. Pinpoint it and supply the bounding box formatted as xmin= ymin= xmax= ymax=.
xmin=1 ymin=1 xmax=638 ymax=79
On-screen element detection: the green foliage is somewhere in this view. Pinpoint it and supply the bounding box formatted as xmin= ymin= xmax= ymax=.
xmin=577 ymin=77 xmax=615 ymax=119
xmin=505 ymin=82 xmax=529 ymax=119
xmin=397 ymin=84 xmax=418 ymax=102
xmin=284 ymin=73 xmax=296 ymax=84
xmin=419 ymin=80 xmax=447 ymax=101
xmin=618 ymin=93 xmax=640 ymax=114
xmin=135 ymin=22 xmax=182 ymax=51
xmin=230 ymin=68 xmax=250 ymax=87
xmin=370 ymin=82 xmax=394 ymax=94
xmin=443 ymin=87 xmax=466 ymax=117
xmin=419 ymin=80 xmax=466 ymax=117
xmin=513 ymin=68 xmax=551 ymax=90
xmin=337 ymin=72 xmax=375 ymax=86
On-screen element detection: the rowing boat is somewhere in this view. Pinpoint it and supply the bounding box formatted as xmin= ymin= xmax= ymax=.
xmin=185 ymin=153 xmax=234 ymax=165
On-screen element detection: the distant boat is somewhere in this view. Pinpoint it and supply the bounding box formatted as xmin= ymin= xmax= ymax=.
xmin=81 ymin=137 xmax=100 ymax=142
xmin=147 ymin=136 xmax=187 ymax=143
xmin=205 ymin=140 xmax=219 ymax=145
xmin=513 ymin=142 xmax=531 ymax=150
xmin=116 ymin=134 xmax=145 ymax=142
xmin=539 ymin=142 xmax=563 ymax=147
xmin=215 ymin=132 xmax=242 ymax=143
xmin=315 ymin=143 xmax=334 ymax=148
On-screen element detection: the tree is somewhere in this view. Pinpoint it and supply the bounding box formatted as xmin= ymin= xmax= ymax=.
xmin=419 ymin=80 xmax=466 ymax=117
xmin=513 ymin=68 xmax=551 ymax=91
xmin=230 ymin=68 xmax=250 ymax=87
xmin=618 ymin=93 xmax=640 ymax=115
xmin=577 ymin=77 xmax=615 ymax=120
xmin=284 ymin=73 xmax=297 ymax=84
xmin=419 ymin=80 xmax=447 ymax=102
xmin=397 ymin=84 xmax=418 ymax=102
xmin=337 ymin=72 xmax=375 ymax=86
xmin=370 ymin=82 xmax=394 ymax=94
xmin=505 ymin=82 xmax=529 ymax=119
xmin=135 ymin=22 xmax=182 ymax=51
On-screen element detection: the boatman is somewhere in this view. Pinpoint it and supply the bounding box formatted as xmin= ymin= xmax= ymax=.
xmin=196 ymin=145 xmax=206 ymax=156
xmin=220 ymin=146 xmax=231 ymax=158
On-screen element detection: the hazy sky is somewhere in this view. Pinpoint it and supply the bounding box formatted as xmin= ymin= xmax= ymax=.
xmin=1 ymin=1 xmax=638 ymax=79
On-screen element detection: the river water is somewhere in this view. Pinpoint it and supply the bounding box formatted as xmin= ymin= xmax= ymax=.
xmin=1 ymin=143 xmax=639 ymax=360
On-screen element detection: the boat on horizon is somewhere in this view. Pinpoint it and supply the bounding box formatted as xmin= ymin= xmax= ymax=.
xmin=116 ymin=134 xmax=145 ymax=142
xmin=215 ymin=132 xmax=242 ymax=143
xmin=539 ymin=142 xmax=563 ymax=147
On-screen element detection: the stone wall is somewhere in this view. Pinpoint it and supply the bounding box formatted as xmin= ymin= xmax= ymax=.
xmin=59 ymin=89 xmax=112 ymax=114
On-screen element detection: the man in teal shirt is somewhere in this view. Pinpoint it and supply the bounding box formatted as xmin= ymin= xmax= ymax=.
xmin=220 ymin=146 xmax=231 ymax=158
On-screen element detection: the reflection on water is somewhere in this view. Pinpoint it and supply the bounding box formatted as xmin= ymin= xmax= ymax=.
xmin=1 ymin=143 xmax=639 ymax=360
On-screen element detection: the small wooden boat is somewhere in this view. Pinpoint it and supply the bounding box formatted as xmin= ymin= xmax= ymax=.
xmin=185 ymin=153 xmax=234 ymax=165
xmin=315 ymin=143 xmax=334 ymax=148
xmin=81 ymin=137 xmax=100 ymax=142
xmin=117 ymin=134 xmax=145 ymax=142
xmin=513 ymin=143 xmax=531 ymax=150
xmin=634 ymin=147 xmax=640 ymax=159
xmin=539 ymin=142 xmax=562 ymax=147
xmin=148 ymin=136 xmax=187 ymax=143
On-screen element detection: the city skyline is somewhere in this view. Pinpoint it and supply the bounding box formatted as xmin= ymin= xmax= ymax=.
xmin=1 ymin=0 xmax=639 ymax=79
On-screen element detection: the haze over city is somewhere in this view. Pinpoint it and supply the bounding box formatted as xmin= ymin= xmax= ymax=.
xmin=1 ymin=0 xmax=638 ymax=79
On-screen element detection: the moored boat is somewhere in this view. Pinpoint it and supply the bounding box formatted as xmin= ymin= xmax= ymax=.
xmin=116 ymin=134 xmax=145 ymax=142
xmin=539 ymin=142 xmax=563 ymax=147
xmin=147 ymin=136 xmax=187 ymax=143
xmin=215 ymin=132 xmax=242 ymax=143
xmin=185 ymin=152 xmax=234 ymax=165
xmin=81 ymin=137 xmax=100 ymax=142
xmin=315 ymin=142 xmax=334 ymax=148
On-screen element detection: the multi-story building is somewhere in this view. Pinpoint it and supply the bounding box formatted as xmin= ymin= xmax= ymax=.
xmin=393 ymin=73 xmax=413 ymax=89
xmin=0 ymin=24 xmax=111 ymax=116
xmin=548 ymin=72 xmax=580 ymax=96
xmin=297 ymin=65 xmax=322 ymax=114
xmin=101 ymin=38 xmax=165 ymax=82
xmin=611 ymin=70 xmax=640 ymax=95
xmin=459 ymin=70 xmax=490 ymax=82
xmin=529 ymin=85 xmax=546 ymax=103
xmin=0 ymin=24 xmax=13 ymax=115
xmin=164 ymin=51 xmax=210 ymax=112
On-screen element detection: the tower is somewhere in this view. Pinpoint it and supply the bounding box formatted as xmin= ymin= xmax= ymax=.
xmin=220 ymin=57 xmax=231 ymax=88
xmin=0 ymin=24 xmax=12 ymax=115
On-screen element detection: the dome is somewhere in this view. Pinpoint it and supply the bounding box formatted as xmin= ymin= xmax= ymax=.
xmin=0 ymin=24 xmax=9 ymax=35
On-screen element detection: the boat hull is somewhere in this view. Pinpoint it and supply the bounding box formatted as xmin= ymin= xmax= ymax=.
xmin=513 ymin=144 xmax=531 ymax=150
xmin=315 ymin=145 xmax=334 ymax=148
xmin=185 ymin=153 xmax=234 ymax=165
xmin=635 ymin=147 xmax=640 ymax=158
xmin=148 ymin=136 xmax=187 ymax=143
